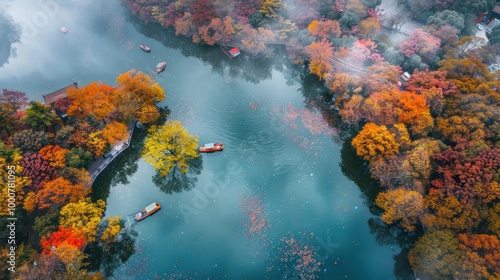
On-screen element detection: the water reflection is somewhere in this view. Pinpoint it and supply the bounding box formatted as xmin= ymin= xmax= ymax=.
xmin=152 ymin=155 xmax=203 ymax=195
xmin=84 ymin=219 xmax=138 ymax=277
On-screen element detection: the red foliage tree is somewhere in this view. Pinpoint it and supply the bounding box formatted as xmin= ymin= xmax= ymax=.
xmin=404 ymin=69 xmax=457 ymax=96
xmin=0 ymin=89 xmax=29 ymax=114
xmin=40 ymin=227 xmax=86 ymax=255
xmin=400 ymin=29 xmax=441 ymax=62
xmin=21 ymin=152 xmax=58 ymax=191
xmin=431 ymin=147 xmax=500 ymax=206
xmin=191 ymin=0 xmax=218 ymax=25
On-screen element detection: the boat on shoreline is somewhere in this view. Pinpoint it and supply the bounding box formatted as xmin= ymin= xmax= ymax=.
xmin=199 ymin=143 xmax=224 ymax=153
xmin=134 ymin=202 xmax=161 ymax=221
xmin=156 ymin=62 xmax=167 ymax=73
xmin=140 ymin=44 xmax=151 ymax=52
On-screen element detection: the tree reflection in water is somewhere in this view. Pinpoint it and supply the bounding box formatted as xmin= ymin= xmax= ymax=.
xmin=84 ymin=219 xmax=138 ymax=277
xmin=152 ymin=155 xmax=203 ymax=194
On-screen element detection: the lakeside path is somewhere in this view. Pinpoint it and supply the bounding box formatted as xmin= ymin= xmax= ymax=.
xmin=88 ymin=122 xmax=136 ymax=184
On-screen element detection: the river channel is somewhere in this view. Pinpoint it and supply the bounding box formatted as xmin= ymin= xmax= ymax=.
xmin=0 ymin=1 xmax=411 ymax=279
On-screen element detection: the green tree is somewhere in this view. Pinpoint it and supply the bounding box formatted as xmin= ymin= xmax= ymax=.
xmin=142 ymin=120 xmax=199 ymax=176
xmin=426 ymin=10 xmax=465 ymax=32
xmin=65 ymin=147 xmax=94 ymax=169
xmin=23 ymin=101 xmax=58 ymax=131
xmin=11 ymin=129 xmax=49 ymax=152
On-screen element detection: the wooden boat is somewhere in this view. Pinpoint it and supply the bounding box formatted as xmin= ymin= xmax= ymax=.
xmin=134 ymin=202 xmax=161 ymax=221
xmin=140 ymin=44 xmax=151 ymax=52
xmin=220 ymin=46 xmax=240 ymax=59
xmin=156 ymin=62 xmax=167 ymax=73
xmin=199 ymin=143 xmax=224 ymax=153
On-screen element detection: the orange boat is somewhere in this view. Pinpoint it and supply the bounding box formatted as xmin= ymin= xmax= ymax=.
xmin=134 ymin=202 xmax=161 ymax=221
xmin=199 ymin=143 xmax=224 ymax=153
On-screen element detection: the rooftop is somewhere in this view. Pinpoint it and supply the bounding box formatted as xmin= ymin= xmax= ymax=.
xmin=43 ymin=82 xmax=77 ymax=105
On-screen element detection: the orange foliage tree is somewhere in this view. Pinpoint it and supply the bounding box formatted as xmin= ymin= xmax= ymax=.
xmin=113 ymin=70 xmax=165 ymax=124
xmin=39 ymin=145 xmax=69 ymax=169
xmin=375 ymin=188 xmax=424 ymax=231
xmin=397 ymin=91 xmax=434 ymax=136
xmin=66 ymin=82 xmax=115 ymax=121
xmin=458 ymin=234 xmax=500 ymax=279
xmin=36 ymin=177 xmax=90 ymax=209
xmin=101 ymin=121 xmax=129 ymax=146
xmin=305 ymin=38 xmax=333 ymax=80
xmin=307 ymin=19 xmax=341 ymax=39
xmin=351 ymin=122 xmax=400 ymax=163
xmin=195 ymin=16 xmax=235 ymax=45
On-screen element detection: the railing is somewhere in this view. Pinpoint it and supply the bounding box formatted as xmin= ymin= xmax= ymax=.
xmin=89 ymin=122 xmax=136 ymax=184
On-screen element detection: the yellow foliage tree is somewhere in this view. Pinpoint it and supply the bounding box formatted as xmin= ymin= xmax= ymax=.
xmin=351 ymin=122 xmax=400 ymax=163
xmin=0 ymin=152 xmax=31 ymax=215
xmin=87 ymin=132 xmax=108 ymax=157
xmin=142 ymin=120 xmax=199 ymax=176
xmin=375 ymin=188 xmax=424 ymax=231
xmin=59 ymin=198 xmax=106 ymax=242
xmin=136 ymin=104 xmax=160 ymax=124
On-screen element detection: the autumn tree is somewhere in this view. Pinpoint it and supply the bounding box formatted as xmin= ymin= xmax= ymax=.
xmin=397 ymin=91 xmax=434 ymax=137
xmin=423 ymin=191 xmax=484 ymax=231
xmin=240 ymin=25 xmax=275 ymax=56
xmin=358 ymin=62 xmax=399 ymax=95
xmin=351 ymin=122 xmax=400 ymax=163
xmin=375 ymin=188 xmax=424 ymax=231
xmin=358 ymin=17 xmax=381 ymax=39
xmin=400 ymin=29 xmax=440 ymax=63
xmin=260 ymin=0 xmax=282 ymax=19
xmin=11 ymin=129 xmax=49 ymax=152
xmin=434 ymin=116 xmax=486 ymax=142
xmin=0 ymin=89 xmax=28 ymax=114
xmin=307 ymin=19 xmax=341 ymax=39
xmin=86 ymin=131 xmax=109 ymax=157
xmin=142 ymin=120 xmax=199 ymax=177
xmin=39 ymin=145 xmax=69 ymax=169
xmin=21 ymin=152 xmax=58 ymax=191
xmin=66 ymin=81 xmax=115 ymax=121
xmin=305 ymin=38 xmax=333 ymax=80
xmin=40 ymin=226 xmax=86 ymax=255
xmin=175 ymin=12 xmax=196 ymax=37
xmin=339 ymin=94 xmax=364 ymax=126
xmin=191 ymin=0 xmax=218 ymax=25
xmin=36 ymin=177 xmax=90 ymax=209
xmin=458 ymin=234 xmax=500 ymax=279
xmin=101 ymin=121 xmax=129 ymax=146
xmin=404 ymin=69 xmax=457 ymax=96
xmin=113 ymin=70 xmax=165 ymax=123
xmin=59 ymin=198 xmax=106 ymax=242
xmin=195 ymin=16 xmax=235 ymax=45
xmin=408 ymin=230 xmax=464 ymax=280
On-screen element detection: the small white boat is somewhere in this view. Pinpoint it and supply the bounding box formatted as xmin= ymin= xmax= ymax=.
xmin=60 ymin=26 xmax=68 ymax=33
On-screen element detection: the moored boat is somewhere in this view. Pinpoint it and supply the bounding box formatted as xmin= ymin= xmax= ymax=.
xmin=199 ymin=143 xmax=224 ymax=153
xmin=140 ymin=44 xmax=151 ymax=52
xmin=134 ymin=202 xmax=161 ymax=221
xmin=156 ymin=62 xmax=167 ymax=73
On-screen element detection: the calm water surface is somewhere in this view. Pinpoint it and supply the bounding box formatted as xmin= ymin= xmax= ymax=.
xmin=0 ymin=1 xmax=409 ymax=279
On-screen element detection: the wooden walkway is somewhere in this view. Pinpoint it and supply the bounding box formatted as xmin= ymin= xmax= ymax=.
xmin=88 ymin=122 xmax=136 ymax=184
